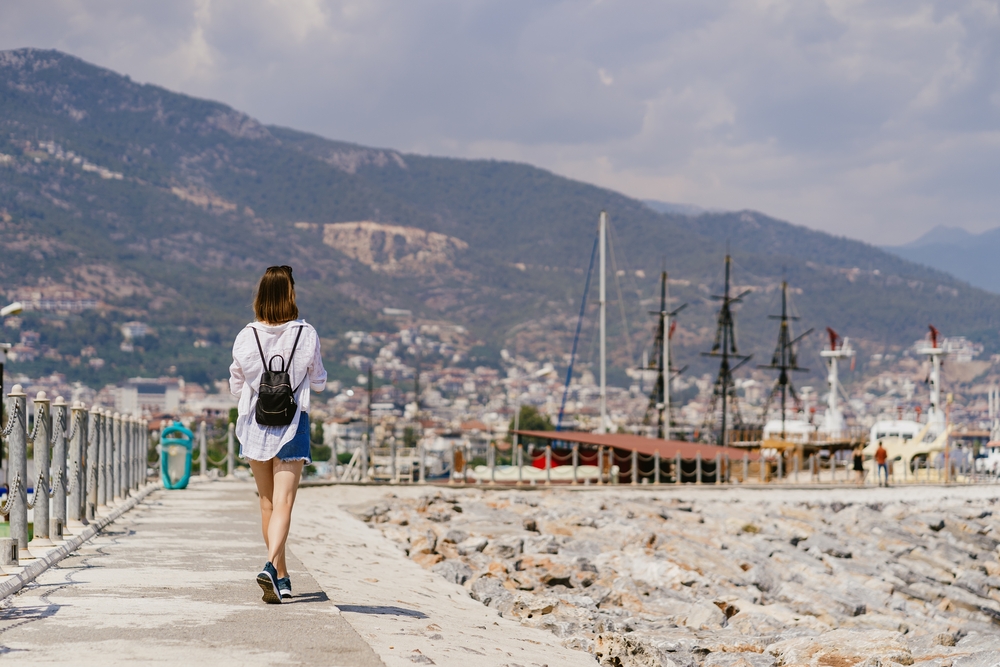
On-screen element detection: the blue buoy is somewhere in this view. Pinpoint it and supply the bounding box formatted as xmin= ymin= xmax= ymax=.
xmin=160 ymin=422 xmax=194 ymax=489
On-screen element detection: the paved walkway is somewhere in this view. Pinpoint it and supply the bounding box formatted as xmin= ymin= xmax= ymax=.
xmin=0 ymin=481 xmax=382 ymax=666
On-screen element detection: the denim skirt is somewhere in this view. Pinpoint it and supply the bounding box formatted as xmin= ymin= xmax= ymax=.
xmin=275 ymin=412 xmax=312 ymax=463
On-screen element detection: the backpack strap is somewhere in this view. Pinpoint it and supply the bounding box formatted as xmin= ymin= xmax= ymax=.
xmin=252 ymin=325 xmax=305 ymax=373
xmin=250 ymin=327 xmax=266 ymax=364
xmin=286 ymin=326 xmax=305 ymax=365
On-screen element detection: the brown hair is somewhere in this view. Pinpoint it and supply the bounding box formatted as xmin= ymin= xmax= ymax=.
xmin=253 ymin=265 xmax=299 ymax=324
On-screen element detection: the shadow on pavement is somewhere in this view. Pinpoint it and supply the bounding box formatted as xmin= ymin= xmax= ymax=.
xmin=336 ymin=604 xmax=428 ymax=618
xmin=286 ymin=591 xmax=330 ymax=604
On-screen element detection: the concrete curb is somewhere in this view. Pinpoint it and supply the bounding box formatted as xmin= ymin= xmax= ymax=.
xmin=0 ymin=482 xmax=162 ymax=600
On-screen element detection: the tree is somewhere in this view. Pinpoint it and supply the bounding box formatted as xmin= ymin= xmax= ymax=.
xmin=507 ymin=405 xmax=554 ymax=449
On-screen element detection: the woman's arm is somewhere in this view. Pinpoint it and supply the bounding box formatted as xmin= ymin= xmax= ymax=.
xmin=230 ymin=333 xmax=246 ymax=396
xmin=308 ymin=333 xmax=328 ymax=392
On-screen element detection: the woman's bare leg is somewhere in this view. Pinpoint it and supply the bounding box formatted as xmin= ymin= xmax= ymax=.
xmin=249 ymin=459 xmax=276 ymax=555
xmin=267 ymin=458 xmax=304 ymax=577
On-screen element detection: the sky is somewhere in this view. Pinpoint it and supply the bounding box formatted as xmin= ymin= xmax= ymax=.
xmin=3 ymin=0 xmax=1000 ymax=245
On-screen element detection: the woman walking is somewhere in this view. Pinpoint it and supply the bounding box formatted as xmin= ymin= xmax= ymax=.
xmin=230 ymin=266 xmax=327 ymax=604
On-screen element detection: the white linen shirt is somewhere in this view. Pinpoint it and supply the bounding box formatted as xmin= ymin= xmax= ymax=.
xmin=229 ymin=319 xmax=327 ymax=461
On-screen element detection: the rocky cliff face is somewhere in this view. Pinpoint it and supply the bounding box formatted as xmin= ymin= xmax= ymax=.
xmin=322 ymin=222 xmax=468 ymax=274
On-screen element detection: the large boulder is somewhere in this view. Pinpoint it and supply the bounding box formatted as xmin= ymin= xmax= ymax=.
xmin=432 ymin=559 xmax=473 ymax=585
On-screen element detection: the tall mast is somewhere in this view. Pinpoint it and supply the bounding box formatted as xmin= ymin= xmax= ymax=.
xmin=645 ymin=270 xmax=685 ymax=439
xmin=820 ymin=328 xmax=853 ymax=438
xmin=759 ymin=281 xmax=812 ymax=438
xmin=918 ymin=325 xmax=947 ymax=430
xmin=702 ymin=255 xmax=751 ymax=447
xmin=598 ymin=211 xmax=607 ymax=434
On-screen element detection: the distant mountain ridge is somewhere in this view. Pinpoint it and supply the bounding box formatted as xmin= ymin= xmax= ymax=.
xmin=884 ymin=225 xmax=1000 ymax=294
xmin=2 ymin=47 xmax=1000 ymax=388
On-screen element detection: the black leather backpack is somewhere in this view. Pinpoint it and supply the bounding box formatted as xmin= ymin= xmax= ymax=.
xmin=251 ymin=326 xmax=304 ymax=426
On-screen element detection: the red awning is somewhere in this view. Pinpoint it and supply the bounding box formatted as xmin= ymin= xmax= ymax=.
xmin=514 ymin=430 xmax=758 ymax=460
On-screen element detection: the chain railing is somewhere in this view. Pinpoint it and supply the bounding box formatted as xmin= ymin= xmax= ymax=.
xmin=0 ymin=385 xmax=154 ymax=562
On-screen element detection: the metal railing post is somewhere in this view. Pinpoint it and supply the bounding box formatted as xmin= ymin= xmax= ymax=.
xmin=416 ymin=441 xmax=424 ymax=483
xmin=675 ymin=451 xmax=681 ymax=485
xmin=86 ymin=407 xmax=98 ymax=519
xmin=7 ymin=385 xmax=28 ymax=557
xmin=545 ymin=445 xmax=552 ymax=485
xmin=124 ymin=414 xmax=132 ymax=496
xmin=227 ymin=422 xmax=235 ymax=478
xmin=199 ymin=420 xmax=207 ymax=478
xmin=489 ymin=441 xmax=496 ymax=484
xmin=132 ymin=417 xmax=140 ymax=491
xmin=695 ymin=451 xmax=702 ymax=485
xmin=51 ymin=396 xmax=67 ymax=538
xmin=742 ymin=452 xmax=749 ymax=483
xmin=517 ymin=444 xmax=524 ymax=485
xmin=631 ymin=449 xmax=638 ymax=485
xmin=390 ymin=436 xmax=397 ymax=483
xmin=572 ymin=443 xmax=579 ymax=485
xmin=114 ymin=412 xmax=123 ymax=500
xmin=597 ymin=447 xmax=604 ymax=485
xmin=30 ymin=391 xmax=53 ymax=547
xmin=97 ymin=410 xmax=109 ymax=512
xmin=142 ymin=420 xmax=150 ymax=486
xmin=715 ymin=453 xmax=721 ymax=485
xmin=68 ymin=401 xmax=85 ymax=528
xmin=777 ymin=451 xmax=783 ymax=482
xmin=654 ymin=451 xmax=660 ymax=484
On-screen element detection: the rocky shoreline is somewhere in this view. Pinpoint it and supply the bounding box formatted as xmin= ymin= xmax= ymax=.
xmin=349 ymin=486 xmax=1000 ymax=667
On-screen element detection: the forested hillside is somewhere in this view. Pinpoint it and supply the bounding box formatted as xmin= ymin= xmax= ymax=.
xmin=1 ymin=48 xmax=997 ymax=387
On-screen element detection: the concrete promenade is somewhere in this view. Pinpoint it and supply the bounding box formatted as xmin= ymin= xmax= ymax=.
xmin=0 ymin=481 xmax=591 ymax=666
xmin=0 ymin=481 xmax=382 ymax=666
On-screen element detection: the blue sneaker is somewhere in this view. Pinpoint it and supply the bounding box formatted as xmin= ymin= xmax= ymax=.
xmin=256 ymin=561 xmax=281 ymax=604
xmin=277 ymin=576 xmax=292 ymax=600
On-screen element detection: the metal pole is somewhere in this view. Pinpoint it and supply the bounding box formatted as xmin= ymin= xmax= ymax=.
xmin=8 ymin=385 xmax=28 ymax=557
xmin=598 ymin=210 xmax=607 ymax=434
xmin=416 ymin=441 xmax=424 ymax=483
xmin=742 ymin=452 xmax=748 ymax=484
xmin=449 ymin=442 xmax=455 ymax=484
xmin=631 ymin=449 xmax=638 ymax=485
xmin=390 ymin=436 xmax=397 ymax=483
xmin=227 ymin=422 xmax=235 ymax=478
xmin=695 ymin=451 xmax=702 ymax=485
xmin=654 ymin=451 xmax=660 ymax=484
xmin=517 ymin=443 xmax=524 ymax=485
xmin=545 ymin=444 xmax=552 ymax=485
xmin=68 ymin=402 xmax=85 ymax=528
xmin=199 ymin=420 xmax=207 ymax=479
xmin=133 ymin=418 xmax=141 ymax=490
xmin=572 ymin=443 xmax=579 ymax=485
xmin=777 ymin=451 xmax=783 ymax=482
xmin=30 ymin=392 xmax=52 ymax=546
xmin=715 ymin=453 xmax=721 ymax=485
xmin=675 ymin=451 xmax=681 ymax=485
xmin=489 ymin=441 xmax=496 ymax=484
xmin=52 ymin=396 xmax=67 ymax=538
xmin=597 ymin=446 xmax=604 ymax=485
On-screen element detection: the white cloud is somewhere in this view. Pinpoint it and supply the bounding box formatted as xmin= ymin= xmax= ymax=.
xmin=2 ymin=0 xmax=999 ymax=244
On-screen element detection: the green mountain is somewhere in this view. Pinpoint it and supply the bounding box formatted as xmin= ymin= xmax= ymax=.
xmin=2 ymin=48 xmax=998 ymax=389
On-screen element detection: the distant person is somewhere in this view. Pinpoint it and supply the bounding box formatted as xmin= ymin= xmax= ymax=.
xmin=875 ymin=442 xmax=889 ymax=487
xmin=230 ymin=265 xmax=327 ymax=604
xmin=852 ymin=445 xmax=865 ymax=486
